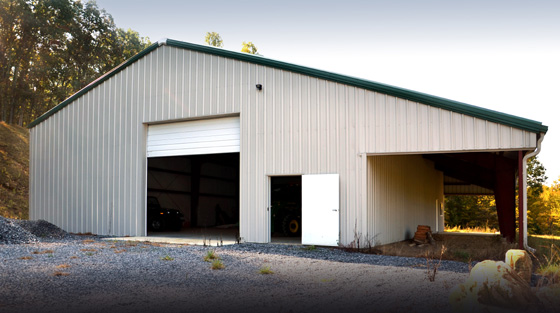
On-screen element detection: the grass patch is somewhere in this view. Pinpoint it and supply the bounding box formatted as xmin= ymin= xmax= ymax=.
xmin=259 ymin=265 xmax=274 ymax=274
xmin=445 ymin=225 xmax=499 ymax=234
xmin=161 ymin=255 xmax=174 ymax=261
xmin=302 ymin=245 xmax=317 ymax=251
xmin=375 ymin=233 xmax=516 ymax=262
xmin=203 ymin=250 xmax=218 ymax=262
xmin=211 ymin=259 xmax=225 ymax=270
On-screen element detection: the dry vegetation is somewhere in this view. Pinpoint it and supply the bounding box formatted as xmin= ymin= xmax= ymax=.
xmin=375 ymin=233 xmax=517 ymax=263
xmin=0 ymin=122 xmax=29 ymax=219
xmin=373 ymin=229 xmax=560 ymax=280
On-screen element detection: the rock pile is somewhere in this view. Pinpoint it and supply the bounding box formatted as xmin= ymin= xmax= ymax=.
xmin=0 ymin=216 xmax=39 ymax=244
xmin=0 ymin=216 xmax=68 ymax=244
xmin=13 ymin=219 xmax=68 ymax=239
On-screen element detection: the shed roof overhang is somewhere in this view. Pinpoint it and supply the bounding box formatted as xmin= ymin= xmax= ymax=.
xmin=28 ymin=39 xmax=548 ymax=134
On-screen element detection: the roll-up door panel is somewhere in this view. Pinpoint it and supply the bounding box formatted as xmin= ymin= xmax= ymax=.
xmin=147 ymin=117 xmax=240 ymax=157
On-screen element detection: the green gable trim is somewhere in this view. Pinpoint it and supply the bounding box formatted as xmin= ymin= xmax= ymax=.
xmin=165 ymin=40 xmax=547 ymax=134
xmin=29 ymin=39 xmax=548 ymax=134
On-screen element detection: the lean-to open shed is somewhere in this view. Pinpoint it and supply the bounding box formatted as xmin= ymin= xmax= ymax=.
xmin=29 ymin=39 xmax=548 ymax=247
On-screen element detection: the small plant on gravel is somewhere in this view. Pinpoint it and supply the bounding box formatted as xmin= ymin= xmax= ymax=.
xmin=302 ymin=245 xmax=317 ymax=251
xmin=161 ymin=255 xmax=174 ymax=261
xmin=211 ymin=259 xmax=225 ymax=270
xmin=259 ymin=265 xmax=274 ymax=274
xmin=86 ymin=252 xmax=94 ymax=256
xmin=52 ymin=271 xmax=70 ymax=277
xmin=204 ymin=250 xmax=218 ymax=262
xmin=426 ymin=244 xmax=447 ymax=282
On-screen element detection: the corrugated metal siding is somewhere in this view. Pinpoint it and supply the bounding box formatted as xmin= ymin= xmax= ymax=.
xmin=367 ymin=155 xmax=444 ymax=245
xmin=30 ymin=45 xmax=538 ymax=243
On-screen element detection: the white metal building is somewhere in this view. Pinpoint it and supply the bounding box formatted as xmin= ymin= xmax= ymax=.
xmin=29 ymin=39 xmax=547 ymax=246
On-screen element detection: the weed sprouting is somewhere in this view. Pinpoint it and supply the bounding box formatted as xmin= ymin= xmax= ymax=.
xmin=259 ymin=265 xmax=274 ymax=274
xmin=204 ymin=250 xmax=218 ymax=262
xmin=302 ymin=245 xmax=317 ymax=251
xmin=211 ymin=259 xmax=225 ymax=270
xmin=161 ymin=255 xmax=174 ymax=261
xmin=426 ymin=244 xmax=447 ymax=282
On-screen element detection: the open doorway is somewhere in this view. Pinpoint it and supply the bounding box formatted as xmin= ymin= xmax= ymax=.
xmin=147 ymin=153 xmax=239 ymax=240
xmin=270 ymin=176 xmax=302 ymax=243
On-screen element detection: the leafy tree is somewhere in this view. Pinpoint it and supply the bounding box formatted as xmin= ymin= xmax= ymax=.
xmin=241 ymin=41 xmax=258 ymax=55
xmin=0 ymin=0 xmax=150 ymax=126
xmin=527 ymin=179 xmax=560 ymax=235
xmin=527 ymin=156 xmax=547 ymax=196
xmin=444 ymin=195 xmax=498 ymax=230
xmin=204 ymin=32 xmax=223 ymax=48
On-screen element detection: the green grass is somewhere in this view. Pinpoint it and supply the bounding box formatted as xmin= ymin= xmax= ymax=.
xmin=211 ymin=259 xmax=225 ymax=270
xmin=161 ymin=255 xmax=174 ymax=261
xmin=302 ymin=245 xmax=317 ymax=251
xmin=259 ymin=265 xmax=274 ymax=274
xmin=204 ymin=250 xmax=218 ymax=262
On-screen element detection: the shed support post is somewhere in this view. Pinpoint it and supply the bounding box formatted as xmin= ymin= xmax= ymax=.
xmin=518 ymin=150 xmax=525 ymax=249
xmin=494 ymin=165 xmax=516 ymax=242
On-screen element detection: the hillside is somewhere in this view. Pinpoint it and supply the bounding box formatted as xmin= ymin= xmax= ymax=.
xmin=0 ymin=122 xmax=29 ymax=219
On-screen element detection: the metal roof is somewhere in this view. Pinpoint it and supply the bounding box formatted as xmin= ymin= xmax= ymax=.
xmin=28 ymin=38 xmax=549 ymax=133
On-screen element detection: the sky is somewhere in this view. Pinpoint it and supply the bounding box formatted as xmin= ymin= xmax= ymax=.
xmin=95 ymin=0 xmax=560 ymax=184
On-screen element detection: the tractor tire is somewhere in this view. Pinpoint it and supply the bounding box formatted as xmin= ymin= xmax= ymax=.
xmin=282 ymin=215 xmax=301 ymax=237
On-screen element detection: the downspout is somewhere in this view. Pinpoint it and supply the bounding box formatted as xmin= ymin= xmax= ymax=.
xmin=521 ymin=133 xmax=545 ymax=252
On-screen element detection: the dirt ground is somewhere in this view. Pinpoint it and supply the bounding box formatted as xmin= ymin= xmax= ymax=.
xmin=374 ymin=232 xmax=519 ymax=263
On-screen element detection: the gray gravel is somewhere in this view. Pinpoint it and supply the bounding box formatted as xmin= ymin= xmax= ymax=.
xmin=0 ymin=217 xmax=39 ymax=244
xmin=0 ymin=219 xmax=471 ymax=313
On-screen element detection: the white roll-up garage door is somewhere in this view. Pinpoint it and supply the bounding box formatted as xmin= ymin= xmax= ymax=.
xmin=147 ymin=116 xmax=240 ymax=157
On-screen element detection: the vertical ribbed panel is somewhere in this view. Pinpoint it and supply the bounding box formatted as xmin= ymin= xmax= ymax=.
xmin=367 ymin=155 xmax=443 ymax=245
xmin=30 ymin=44 xmax=538 ymax=243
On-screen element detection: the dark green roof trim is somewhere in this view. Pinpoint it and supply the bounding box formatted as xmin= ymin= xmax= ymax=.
xmin=30 ymin=38 xmax=548 ymax=134
xmin=28 ymin=41 xmax=162 ymax=128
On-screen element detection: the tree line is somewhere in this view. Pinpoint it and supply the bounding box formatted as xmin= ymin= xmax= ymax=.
xmin=0 ymin=0 xmax=150 ymax=126
xmin=445 ymin=157 xmax=560 ymax=236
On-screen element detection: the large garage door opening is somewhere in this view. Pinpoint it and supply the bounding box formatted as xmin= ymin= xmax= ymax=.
xmin=147 ymin=153 xmax=240 ymax=238
xmin=146 ymin=117 xmax=240 ymax=243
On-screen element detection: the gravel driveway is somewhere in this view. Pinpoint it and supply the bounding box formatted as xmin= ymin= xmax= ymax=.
xmin=0 ymin=218 xmax=470 ymax=313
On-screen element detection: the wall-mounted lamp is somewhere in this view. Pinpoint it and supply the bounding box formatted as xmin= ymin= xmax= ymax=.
xmin=256 ymin=84 xmax=263 ymax=91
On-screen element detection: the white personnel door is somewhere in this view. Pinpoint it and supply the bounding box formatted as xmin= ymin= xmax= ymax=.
xmin=302 ymin=174 xmax=340 ymax=246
